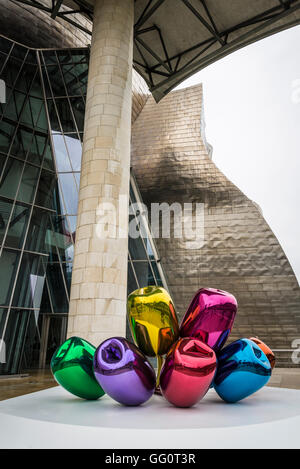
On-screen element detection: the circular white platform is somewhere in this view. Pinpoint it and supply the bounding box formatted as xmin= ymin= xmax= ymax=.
xmin=0 ymin=386 xmax=299 ymax=448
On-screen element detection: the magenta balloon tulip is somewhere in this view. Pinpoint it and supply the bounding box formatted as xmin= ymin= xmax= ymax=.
xmin=93 ymin=337 xmax=156 ymax=406
xmin=180 ymin=288 xmax=237 ymax=352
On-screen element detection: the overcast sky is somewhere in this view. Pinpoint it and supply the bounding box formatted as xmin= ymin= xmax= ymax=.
xmin=176 ymin=25 xmax=300 ymax=284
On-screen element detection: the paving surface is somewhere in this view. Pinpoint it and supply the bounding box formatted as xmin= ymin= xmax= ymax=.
xmin=0 ymin=368 xmax=299 ymax=402
xmin=0 ymin=385 xmax=300 ymax=448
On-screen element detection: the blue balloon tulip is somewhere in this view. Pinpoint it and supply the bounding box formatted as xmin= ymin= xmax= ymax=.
xmin=214 ymin=338 xmax=271 ymax=403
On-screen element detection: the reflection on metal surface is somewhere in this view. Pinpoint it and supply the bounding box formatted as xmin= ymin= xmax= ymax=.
xmin=93 ymin=336 xmax=156 ymax=406
xmin=214 ymin=338 xmax=271 ymax=403
xmin=249 ymin=337 xmax=276 ymax=370
xmin=180 ymin=287 xmax=237 ymax=352
xmin=51 ymin=336 xmax=105 ymax=400
xmin=127 ymin=286 xmax=179 ymax=358
xmin=131 ymin=84 xmax=300 ymax=366
xmin=160 ymin=337 xmax=216 ymax=408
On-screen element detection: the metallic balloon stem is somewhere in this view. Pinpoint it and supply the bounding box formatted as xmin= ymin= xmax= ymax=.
xmin=156 ymin=355 xmax=163 ymax=388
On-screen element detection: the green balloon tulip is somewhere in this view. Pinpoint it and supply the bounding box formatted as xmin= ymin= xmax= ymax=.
xmin=51 ymin=336 xmax=105 ymax=400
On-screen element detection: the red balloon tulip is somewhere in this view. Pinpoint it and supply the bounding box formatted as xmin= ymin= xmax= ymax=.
xmin=159 ymin=337 xmax=217 ymax=408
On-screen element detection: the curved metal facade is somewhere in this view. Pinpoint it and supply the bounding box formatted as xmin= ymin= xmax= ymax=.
xmin=131 ymin=84 xmax=300 ymax=365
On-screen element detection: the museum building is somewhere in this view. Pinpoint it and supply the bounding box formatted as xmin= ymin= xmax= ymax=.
xmin=0 ymin=0 xmax=300 ymax=374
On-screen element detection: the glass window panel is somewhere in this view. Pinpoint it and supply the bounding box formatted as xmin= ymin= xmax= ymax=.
xmin=62 ymin=262 xmax=72 ymax=294
xmin=127 ymin=261 xmax=138 ymax=294
xmin=132 ymin=261 xmax=156 ymax=288
xmin=50 ymin=216 xmax=72 ymax=260
xmin=10 ymin=127 xmax=34 ymax=161
xmin=39 ymin=282 xmax=52 ymax=313
xmin=50 ymin=214 xmax=74 ymax=262
xmin=12 ymin=252 xmax=45 ymax=308
xmin=19 ymin=97 xmax=43 ymax=129
xmin=1 ymin=56 xmax=19 ymax=87
xmin=0 ymin=120 xmax=17 ymax=154
xmin=129 ymin=185 xmax=137 ymax=204
xmin=57 ymin=50 xmax=73 ymax=64
xmin=35 ymin=169 xmax=57 ymax=209
xmin=44 ymin=262 xmax=69 ymax=313
xmin=66 ymin=216 xmax=77 ymax=236
xmin=44 ymin=65 xmax=66 ymax=96
xmin=47 ymin=99 xmax=60 ymax=132
xmin=0 ymin=248 xmax=20 ymax=306
xmin=61 ymin=63 xmax=87 ymax=96
xmin=52 ymin=133 xmax=72 ymax=172
xmin=42 ymin=140 xmax=55 ymax=171
xmin=51 ymin=184 xmax=64 ymax=217
xmin=19 ymin=99 xmax=35 ymax=128
xmin=17 ymin=163 xmax=39 ymax=204
xmin=41 ymin=67 xmax=52 ymax=98
xmin=69 ymin=97 xmax=85 ymax=132
xmin=20 ymin=310 xmax=42 ymax=371
xmin=74 ymin=172 xmax=80 ymax=190
xmin=58 ymin=173 xmax=78 ymax=215
xmin=0 ymin=157 xmax=24 ymax=200
xmin=26 ymin=50 xmax=38 ymax=66
xmin=0 ymin=197 xmax=13 ymax=245
xmin=42 ymin=51 xmax=58 ymax=66
xmin=25 ymin=207 xmax=53 ymax=255
xmin=146 ymin=238 xmax=155 ymax=260
xmin=11 ymin=44 xmax=27 ymax=62
xmin=55 ymin=98 xmax=77 ymax=133
xmin=129 ymin=230 xmax=148 ymax=260
xmin=5 ymin=202 xmax=30 ymax=249
xmin=0 ymin=307 xmax=8 ymax=337
xmin=64 ymin=134 xmax=82 ymax=171
xmin=15 ymin=64 xmax=38 ymax=95
xmin=3 ymin=90 xmax=26 ymax=121
xmin=151 ymin=261 xmax=164 ymax=287
xmin=0 ymin=309 xmax=32 ymax=375
xmin=28 ymin=70 xmax=42 ymax=99
xmin=26 ymin=133 xmax=47 ymax=166
xmin=35 ymin=103 xmax=48 ymax=132
xmin=29 ymin=97 xmax=44 ymax=127
xmin=1 ymin=90 xmax=17 ymax=121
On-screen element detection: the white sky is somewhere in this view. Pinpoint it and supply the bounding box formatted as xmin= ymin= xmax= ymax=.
xmin=176 ymin=25 xmax=300 ymax=284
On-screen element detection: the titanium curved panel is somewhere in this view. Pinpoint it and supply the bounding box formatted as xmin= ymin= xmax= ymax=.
xmin=131 ymin=84 xmax=300 ymax=365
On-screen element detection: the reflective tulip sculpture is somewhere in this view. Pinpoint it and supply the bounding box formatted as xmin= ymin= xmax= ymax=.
xmin=127 ymin=286 xmax=179 ymax=388
xmin=160 ymin=338 xmax=217 ymax=407
xmin=51 ymin=285 xmax=276 ymax=409
xmin=51 ymin=336 xmax=105 ymax=400
xmin=93 ymin=337 xmax=156 ymax=406
xmin=214 ymin=338 xmax=272 ymax=403
xmin=180 ymin=288 xmax=237 ymax=352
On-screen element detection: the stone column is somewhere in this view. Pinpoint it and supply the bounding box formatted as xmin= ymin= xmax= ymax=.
xmin=67 ymin=0 xmax=134 ymax=345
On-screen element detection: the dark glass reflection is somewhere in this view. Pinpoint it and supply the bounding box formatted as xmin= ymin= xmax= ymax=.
xmin=0 ymin=35 xmax=167 ymax=376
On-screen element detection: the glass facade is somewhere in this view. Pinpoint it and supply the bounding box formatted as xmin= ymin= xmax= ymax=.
xmin=0 ymin=36 xmax=167 ymax=375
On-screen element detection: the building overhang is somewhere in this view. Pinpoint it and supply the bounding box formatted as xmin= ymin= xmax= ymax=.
xmin=10 ymin=0 xmax=300 ymax=101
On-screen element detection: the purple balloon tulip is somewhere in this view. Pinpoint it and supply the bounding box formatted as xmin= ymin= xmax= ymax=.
xmin=93 ymin=337 xmax=156 ymax=406
xmin=180 ymin=288 xmax=238 ymax=352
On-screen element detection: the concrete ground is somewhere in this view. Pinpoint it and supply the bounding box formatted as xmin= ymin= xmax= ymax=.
xmin=0 ymin=368 xmax=299 ymax=401
xmin=0 ymin=370 xmax=58 ymax=401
